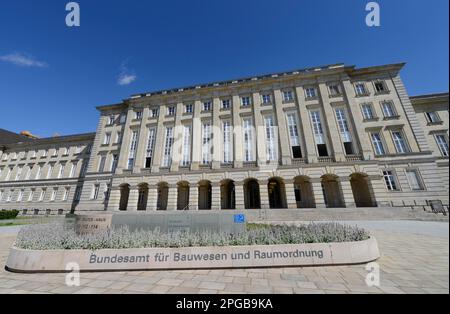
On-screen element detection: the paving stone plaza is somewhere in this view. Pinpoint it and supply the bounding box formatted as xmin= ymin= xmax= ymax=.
xmin=0 ymin=220 xmax=448 ymax=294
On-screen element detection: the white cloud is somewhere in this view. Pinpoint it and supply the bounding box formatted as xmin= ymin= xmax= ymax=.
xmin=117 ymin=60 xmax=137 ymax=86
xmin=0 ymin=52 xmax=47 ymax=68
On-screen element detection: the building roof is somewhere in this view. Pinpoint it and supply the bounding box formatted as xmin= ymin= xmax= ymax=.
xmin=3 ymin=132 xmax=96 ymax=151
xmin=410 ymin=92 xmax=449 ymax=106
xmin=0 ymin=129 xmax=35 ymax=145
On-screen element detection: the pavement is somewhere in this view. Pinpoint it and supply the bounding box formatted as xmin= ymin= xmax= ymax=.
xmin=0 ymin=220 xmax=448 ymax=294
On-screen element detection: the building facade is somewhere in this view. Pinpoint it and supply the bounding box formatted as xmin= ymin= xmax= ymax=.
xmin=0 ymin=63 xmax=448 ymax=214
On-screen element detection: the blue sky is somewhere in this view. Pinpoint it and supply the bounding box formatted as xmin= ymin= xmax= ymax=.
xmin=0 ymin=0 xmax=448 ymax=138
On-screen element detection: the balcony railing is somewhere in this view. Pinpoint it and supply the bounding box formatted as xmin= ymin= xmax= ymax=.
xmin=243 ymin=161 xmax=257 ymax=168
xmin=318 ymin=156 xmax=335 ymax=163
xmin=292 ymin=158 xmax=306 ymax=165
xmin=345 ymin=155 xmax=363 ymax=162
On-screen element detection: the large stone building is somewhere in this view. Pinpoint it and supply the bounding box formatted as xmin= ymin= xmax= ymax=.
xmin=0 ymin=62 xmax=448 ymax=215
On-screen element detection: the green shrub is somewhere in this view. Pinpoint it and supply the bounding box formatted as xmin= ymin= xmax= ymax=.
xmin=0 ymin=210 xmax=19 ymax=220
xmin=16 ymin=222 xmax=370 ymax=250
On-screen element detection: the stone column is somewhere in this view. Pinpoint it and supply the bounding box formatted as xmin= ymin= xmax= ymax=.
xmin=212 ymin=97 xmax=222 ymax=170
xmin=273 ymin=90 xmax=292 ymax=165
xmin=295 ymin=87 xmax=318 ymax=163
xmin=235 ymin=182 xmax=245 ymax=209
xmin=127 ymin=186 xmax=139 ymax=212
xmin=341 ymin=79 xmax=374 ymax=160
xmin=340 ymin=177 xmax=356 ymax=208
xmin=167 ymin=184 xmax=178 ymax=211
xmin=191 ymin=100 xmax=202 ymax=171
xmin=232 ymin=95 xmax=244 ymax=168
xmin=107 ymin=187 xmax=121 ymax=211
xmin=284 ymin=179 xmax=297 ymax=209
xmin=133 ymin=107 xmax=150 ymax=172
xmin=116 ymin=107 xmax=135 ymax=174
xmin=170 ymin=102 xmax=184 ymax=172
xmin=151 ymin=105 xmax=167 ymax=173
xmin=189 ymin=183 xmax=199 ymax=210
xmin=252 ymin=92 xmax=267 ymax=166
xmin=211 ymin=182 xmax=221 ymax=210
xmin=259 ymin=179 xmax=270 ymax=209
xmin=318 ymin=82 xmax=346 ymax=162
xmin=311 ymin=179 xmax=326 ymax=208
xmin=146 ymin=185 xmax=158 ymax=211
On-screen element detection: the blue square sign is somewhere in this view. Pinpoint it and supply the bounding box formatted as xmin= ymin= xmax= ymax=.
xmin=234 ymin=214 xmax=246 ymax=224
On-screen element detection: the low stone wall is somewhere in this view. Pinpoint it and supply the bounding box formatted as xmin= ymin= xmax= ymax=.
xmin=5 ymin=238 xmax=380 ymax=273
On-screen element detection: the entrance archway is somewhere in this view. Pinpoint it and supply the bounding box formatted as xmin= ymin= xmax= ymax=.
xmin=221 ymin=180 xmax=235 ymax=210
xmin=268 ymin=178 xmax=287 ymax=209
xmin=294 ymin=176 xmax=315 ymax=208
xmin=156 ymin=182 xmax=168 ymax=211
xmin=321 ymin=175 xmax=345 ymax=208
xmin=119 ymin=184 xmax=130 ymax=211
xmin=244 ymin=179 xmax=261 ymax=209
xmin=198 ymin=180 xmax=212 ymax=210
xmin=177 ymin=181 xmax=190 ymax=210
xmin=350 ymin=173 xmax=376 ymax=207
xmin=137 ymin=183 xmax=148 ymax=211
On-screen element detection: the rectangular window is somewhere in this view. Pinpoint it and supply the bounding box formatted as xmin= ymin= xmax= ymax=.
xmin=283 ymin=90 xmax=294 ymax=102
xmin=46 ymin=165 xmax=53 ymax=179
xmin=50 ymin=188 xmax=57 ymax=201
xmin=111 ymin=154 xmax=119 ymax=172
xmin=6 ymin=190 xmax=12 ymax=202
xmin=262 ymin=94 xmax=272 ymax=104
xmin=108 ymin=115 xmax=115 ymax=125
xmin=127 ymin=131 xmax=139 ymax=170
xmin=52 ymin=148 xmax=58 ymax=157
xmin=17 ymin=189 xmax=24 ymax=202
xmin=374 ymin=81 xmax=387 ymax=93
xmin=286 ymin=113 xmax=302 ymax=158
xmin=162 ymin=127 xmax=174 ymax=167
xmin=103 ymin=132 xmax=111 ymax=145
xmin=98 ymin=156 xmax=106 ymax=172
xmin=58 ymin=164 xmax=65 ymax=178
xmin=361 ymin=103 xmax=375 ymax=120
xmin=28 ymin=190 xmax=34 ymax=202
xmin=119 ymin=113 xmax=126 ymax=124
xmin=335 ymin=108 xmax=354 ymax=155
xmin=355 ymin=83 xmax=368 ymax=96
xmin=305 ymin=87 xmax=317 ymax=99
xmin=203 ymin=101 xmax=212 ymax=112
xmin=241 ymin=96 xmax=251 ymax=107
xmin=392 ymin=131 xmax=409 ymax=154
xmin=426 ymin=112 xmax=441 ymax=123
xmin=11 ymin=152 xmax=17 ymax=160
xmin=115 ymin=131 xmax=122 ymax=144
xmin=185 ymin=104 xmax=193 ymax=114
xmin=15 ymin=166 xmax=22 ymax=181
xmin=80 ymin=161 xmax=88 ymax=176
xmin=2 ymin=153 xmax=8 ymax=161
xmin=329 ymin=84 xmax=341 ymax=96
xmin=167 ymin=106 xmax=176 ymax=116
xmin=382 ymin=101 xmax=396 ymax=118
xmin=383 ymin=170 xmax=399 ymax=191
xmin=75 ymin=145 xmax=82 ymax=154
xmin=135 ymin=111 xmax=142 ymax=120
xmin=223 ymin=121 xmax=232 ymax=163
xmin=264 ymin=115 xmax=278 ymax=161
xmin=202 ymin=122 xmax=212 ymax=165
xmin=243 ymin=118 xmax=254 ymax=162
xmin=371 ymin=133 xmax=386 ymax=156
xmin=39 ymin=189 xmax=46 ymax=202
xmin=70 ymin=163 xmax=76 ymax=178
xmin=182 ymin=125 xmax=192 ymax=166
xmin=310 ymin=110 xmax=326 ymax=152
xmin=36 ymin=165 xmax=42 ymax=180
xmin=62 ymin=147 xmax=68 ymax=156
xmin=145 ymin=128 xmax=156 ymax=168
xmin=5 ymin=167 xmax=12 ymax=181
xmin=29 ymin=150 xmax=36 ymax=158
xmin=435 ymin=134 xmax=449 ymax=157
xmin=92 ymin=185 xmax=100 ymax=200
xmin=63 ymin=188 xmax=70 ymax=201
xmin=42 ymin=150 xmax=47 ymax=157
xmin=406 ymin=170 xmax=424 ymax=191
xmin=151 ymin=108 xmax=159 ymax=118
xmin=222 ymin=99 xmax=231 ymax=109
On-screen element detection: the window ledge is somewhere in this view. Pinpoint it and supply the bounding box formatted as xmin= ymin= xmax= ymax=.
xmin=383 ymin=115 xmax=400 ymax=121
xmin=363 ymin=118 xmax=379 ymax=122
xmin=355 ymin=93 xmax=370 ymax=97
xmin=329 ymin=93 xmax=343 ymax=98
xmin=427 ymin=121 xmax=444 ymax=126
xmin=375 ymin=90 xmax=390 ymax=95
xmin=305 ymin=96 xmax=318 ymax=101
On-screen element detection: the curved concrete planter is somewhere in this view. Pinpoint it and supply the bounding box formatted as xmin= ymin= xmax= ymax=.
xmin=6 ymin=238 xmax=380 ymax=273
